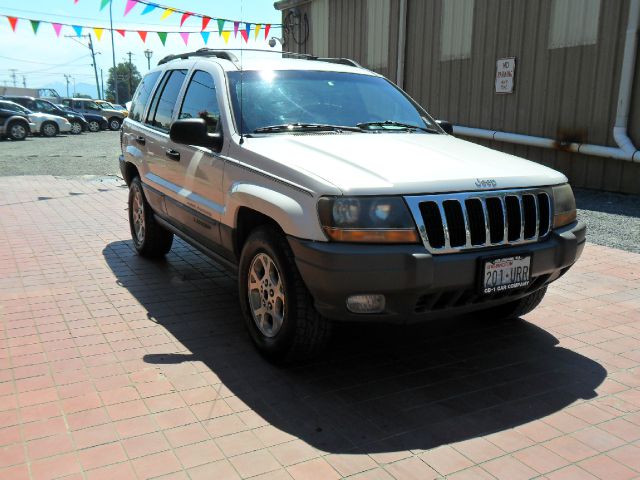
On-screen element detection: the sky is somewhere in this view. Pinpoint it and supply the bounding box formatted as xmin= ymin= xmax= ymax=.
xmin=0 ymin=0 xmax=282 ymax=97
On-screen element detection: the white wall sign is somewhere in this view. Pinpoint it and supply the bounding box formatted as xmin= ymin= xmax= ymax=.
xmin=495 ymin=57 xmax=516 ymax=93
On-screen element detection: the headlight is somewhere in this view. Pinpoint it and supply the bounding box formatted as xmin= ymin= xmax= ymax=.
xmin=318 ymin=197 xmax=419 ymax=243
xmin=552 ymin=184 xmax=577 ymax=228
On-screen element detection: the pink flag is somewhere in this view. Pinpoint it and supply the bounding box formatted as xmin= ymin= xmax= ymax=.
xmin=179 ymin=32 xmax=189 ymax=45
xmin=124 ymin=0 xmax=137 ymax=16
xmin=52 ymin=23 xmax=63 ymax=37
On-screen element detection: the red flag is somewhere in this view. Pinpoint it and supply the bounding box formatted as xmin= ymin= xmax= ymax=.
xmin=137 ymin=30 xmax=147 ymax=42
xmin=7 ymin=16 xmax=18 ymax=31
xmin=180 ymin=12 xmax=192 ymax=27
xmin=117 ymin=29 xmax=126 ymax=37
xmin=240 ymin=29 xmax=248 ymax=43
xmin=201 ymin=16 xmax=211 ymax=31
xmin=264 ymin=24 xmax=271 ymax=39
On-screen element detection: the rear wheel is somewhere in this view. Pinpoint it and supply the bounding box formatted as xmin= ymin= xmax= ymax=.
xmin=87 ymin=120 xmax=100 ymax=132
xmin=480 ymin=286 xmax=548 ymax=320
xmin=239 ymin=226 xmax=331 ymax=363
xmin=109 ymin=117 xmax=121 ymax=130
xmin=128 ymin=176 xmax=173 ymax=258
xmin=8 ymin=121 xmax=28 ymax=140
xmin=41 ymin=121 xmax=59 ymax=137
xmin=70 ymin=121 xmax=83 ymax=135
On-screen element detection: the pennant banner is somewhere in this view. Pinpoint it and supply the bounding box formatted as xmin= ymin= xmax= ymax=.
xmin=157 ymin=31 xmax=167 ymax=45
xmin=201 ymin=16 xmax=210 ymax=31
xmin=221 ymin=30 xmax=230 ymax=44
xmin=216 ymin=18 xmax=225 ymax=37
xmin=160 ymin=8 xmax=173 ymax=20
xmin=233 ymin=21 xmax=239 ymax=38
xmin=200 ymin=31 xmax=210 ymax=44
xmin=73 ymin=25 xmax=83 ymax=37
xmin=52 ymin=22 xmax=62 ymax=37
xmin=137 ymin=30 xmax=147 ymax=42
xmin=254 ymin=23 xmax=261 ymax=40
xmin=99 ymin=0 xmax=110 ymax=11
xmin=264 ymin=24 xmax=271 ymax=40
xmin=7 ymin=16 xmax=17 ymax=31
xmin=116 ymin=29 xmax=126 ymax=37
xmin=179 ymin=31 xmax=189 ymax=45
xmin=141 ymin=3 xmax=156 ymax=15
xmin=30 ymin=20 xmax=40 ymax=34
xmin=180 ymin=12 xmax=191 ymax=27
xmin=93 ymin=27 xmax=104 ymax=40
xmin=124 ymin=0 xmax=137 ymax=16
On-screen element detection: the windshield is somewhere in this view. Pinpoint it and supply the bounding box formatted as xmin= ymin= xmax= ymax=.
xmin=227 ymin=70 xmax=439 ymax=135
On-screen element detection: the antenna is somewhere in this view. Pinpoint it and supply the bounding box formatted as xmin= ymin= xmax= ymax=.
xmin=239 ymin=0 xmax=244 ymax=145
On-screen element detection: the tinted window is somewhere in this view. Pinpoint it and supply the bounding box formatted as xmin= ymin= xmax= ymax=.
xmin=0 ymin=102 xmax=20 ymax=112
xmin=35 ymin=100 xmax=57 ymax=113
xmin=84 ymin=101 xmax=102 ymax=111
xmin=129 ymin=71 xmax=161 ymax=122
xmin=179 ymin=71 xmax=220 ymax=133
xmin=148 ymin=70 xmax=187 ymax=131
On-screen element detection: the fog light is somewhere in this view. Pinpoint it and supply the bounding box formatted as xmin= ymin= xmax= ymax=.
xmin=346 ymin=294 xmax=385 ymax=314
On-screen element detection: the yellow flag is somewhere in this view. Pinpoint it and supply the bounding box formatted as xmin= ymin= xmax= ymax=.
xmin=160 ymin=8 xmax=174 ymax=20
xmin=94 ymin=27 xmax=104 ymax=40
xmin=221 ymin=30 xmax=231 ymax=44
xmin=254 ymin=23 xmax=261 ymax=40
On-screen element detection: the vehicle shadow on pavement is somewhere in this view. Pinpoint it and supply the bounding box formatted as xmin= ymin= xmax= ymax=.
xmin=103 ymin=239 xmax=606 ymax=454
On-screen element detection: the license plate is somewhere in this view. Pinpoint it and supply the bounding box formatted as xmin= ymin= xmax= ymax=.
xmin=482 ymin=255 xmax=531 ymax=294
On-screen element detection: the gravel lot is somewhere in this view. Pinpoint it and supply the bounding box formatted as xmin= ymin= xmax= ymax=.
xmin=0 ymin=130 xmax=121 ymax=177
xmin=2 ymin=132 xmax=638 ymax=253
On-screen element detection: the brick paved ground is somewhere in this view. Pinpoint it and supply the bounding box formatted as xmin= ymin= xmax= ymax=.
xmin=1 ymin=176 xmax=639 ymax=480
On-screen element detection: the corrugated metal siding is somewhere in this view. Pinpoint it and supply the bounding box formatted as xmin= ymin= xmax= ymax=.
xmin=278 ymin=0 xmax=640 ymax=194
xmin=367 ymin=0 xmax=391 ymax=69
xmin=549 ymin=0 xmax=601 ymax=49
xmin=311 ymin=0 xmax=329 ymax=56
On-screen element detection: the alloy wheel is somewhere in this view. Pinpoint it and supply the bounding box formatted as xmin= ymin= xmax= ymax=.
xmin=10 ymin=124 xmax=27 ymax=140
xmin=247 ymin=253 xmax=286 ymax=337
xmin=132 ymin=185 xmax=145 ymax=244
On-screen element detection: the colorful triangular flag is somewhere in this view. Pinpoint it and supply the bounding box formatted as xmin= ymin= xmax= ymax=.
xmin=99 ymin=0 xmax=111 ymax=11
xmin=160 ymin=8 xmax=174 ymax=20
xmin=93 ymin=27 xmax=104 ymax=41
xmin=124 ymin=0 xmax=137 ymax=16
xmin=157 ymin=31 xmax=167 ymax=45
xmin=116 ymin=29 xmax=126 ymax=37
xmin=180 ymin=12 xmax=192 ymax=27
xmin=202 ymin=16 xmax=211 ymax=31
xmin=254 ymin=23 xmax=261 ymax=40
xmin=141 ymin=3 xmax=156 ymax=15
xmin=138 ymin=30 xmax=148 ymax=42
xmin=52 ymin=23 xmax=62 ymax=37
xmin=201 ymin=31 xmax=210 ymax=44
xmin=30 ymin=20 xmax=40 ymax=34
xmin=233 ymin=21 xmax=239 ymax=38
xmin=240 ymin=29 xmax=248 ymax=43
xmin=72 ymin=25 xmax=83 ymax=37
xmin=179 ymin=32 xmax=189 ymax=45
xmin=7 ymin=16 xmax=18 ymax=31
xmin=221 ymin=30 xmax=230 ymax=44
xmin=244 ymin=23 xmax=251 ymax=41
xmin=216 ymin=18 xmax=225 ymax=36
xmin=264 ymin=24 xmax=271 ymax=39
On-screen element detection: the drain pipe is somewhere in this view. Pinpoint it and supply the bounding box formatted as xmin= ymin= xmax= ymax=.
xmin=453 ymin=0 xmax=640 ymax=163
xmin=396 ymin=0 xmax=407 ymax=89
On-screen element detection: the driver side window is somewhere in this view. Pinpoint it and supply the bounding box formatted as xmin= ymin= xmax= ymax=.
xmin=179 ymin=70 xmax=220 ymax=133
xmin=35 ymin=100 xmax=55 ymax=113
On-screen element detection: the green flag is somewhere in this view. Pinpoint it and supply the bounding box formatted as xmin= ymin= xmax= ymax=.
xmin=100 ymin=0 xmax=111 ymax=11
xmin=157 ymin=31 xmax=168 ymax=45
xmin=30 ymin=20 xmax=40 ymax=34
xmin=216 ymin=18 xmax=225 ymax=36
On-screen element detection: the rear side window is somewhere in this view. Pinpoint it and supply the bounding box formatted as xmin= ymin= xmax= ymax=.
xmin=129 ymin=71 xmax=161 ymax=122
xmin=179 ymin=70 xmax=220 ymax=133
xmin=147 ymin=69 xmax=187 ymax=131
xmin=35 ymin=100 xmax=57 ymax=113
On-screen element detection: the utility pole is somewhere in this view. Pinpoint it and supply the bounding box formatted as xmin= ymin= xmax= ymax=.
xmin=126 ymin=51 xmax=133 ymax=101
xmin=100 ymin=69 xmax=105 ymax=100
xmin=88 ymin=34 xmax=101 ymax=99
xmin=109 ymin=0 xmax=119 ymax=104
xmin=64 ymin=74 xmax=71 ymax=96
xmin=22 ymin=76 xmax=26 ymax=88
xmin=9 ymin=69 xmax=17 ymax=87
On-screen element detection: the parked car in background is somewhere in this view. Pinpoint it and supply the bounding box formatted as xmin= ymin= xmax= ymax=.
xmin=57 ymin=105 xmax=108 ymax=132
xmin=4 ymin=96 xmax=87 ymax=134
xmin=61 ymin=98 xmax=124 ymax=130
xmin=0 ymin=102 xmax=34 ymax=140
xmin=0 ymin=100 xmax=71 ymax=137
xmin=96 ymin=100 xmax=129 ymax=117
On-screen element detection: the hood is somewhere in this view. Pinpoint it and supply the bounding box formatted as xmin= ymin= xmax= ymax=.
xmin=243 ymin=133 xmax=567 ymax=195
xmin=29 ymin=112 xmax=67 ymax=123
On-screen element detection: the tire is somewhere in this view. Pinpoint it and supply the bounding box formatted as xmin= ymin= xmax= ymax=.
xmin=8 ymin=121 xmax=28 ymax=140
xmin=128 ymin=176 xmax=173 ymax=258
xmin=109 ymin=117 xmax=122 ymax=130
xmin=40 ymin=121 xmax=59 ymax=137
xmin=480 ymin=286 xmax=548 ymax=321
xmin=238 ymin=225 xmax=332 ymax=363
xmin=70 ymin=121 xmax=83 ymax=135
xmin=87 ymin=120 xmax=100 ymax=132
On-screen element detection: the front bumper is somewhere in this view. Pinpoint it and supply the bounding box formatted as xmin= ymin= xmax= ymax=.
xmin=288 ymin=221 xmax=586 ymax=323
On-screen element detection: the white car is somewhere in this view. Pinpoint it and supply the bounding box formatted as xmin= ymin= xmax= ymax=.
xmin=119 ymin=49 xmax=586 ymax=362
xmin=0 ymin=100 xmax=70 ymax=137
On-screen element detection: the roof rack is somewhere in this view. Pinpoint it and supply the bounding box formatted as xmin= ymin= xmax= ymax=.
xmin=157 ymin=48 xmax=361 ymax=68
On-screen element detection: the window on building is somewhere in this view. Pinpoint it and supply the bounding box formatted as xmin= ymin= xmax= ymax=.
xmin=179 ymin=70 xmax=220 ymax=133
xmin=549 ymin=0 xmax=600 ymax=49
xmin=311 ymin=0 xmax=329 ymax=57
xmin=440 ymin=0 xmax=474 ymax=61
xmin=367 ymin=0 xmax=390 ymax=69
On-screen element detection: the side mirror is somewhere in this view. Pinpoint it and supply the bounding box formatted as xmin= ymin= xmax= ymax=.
xmin=170 ymin=118 xmax=223 ymax=151
xmin=436 ymin=120 xmax=454 ymax=135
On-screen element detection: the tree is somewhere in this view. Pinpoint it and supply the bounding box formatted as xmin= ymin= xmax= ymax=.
xmin=106 ymin=62 xmax=141 ymax=104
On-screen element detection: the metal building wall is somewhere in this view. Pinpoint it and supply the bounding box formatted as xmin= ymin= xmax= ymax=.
xmin=277 ymin=0 xmax=640 ymax=194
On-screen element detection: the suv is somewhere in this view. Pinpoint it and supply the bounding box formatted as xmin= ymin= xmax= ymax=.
xmin=5 ymin=96 xmax=87 ymax=134
xmin=119 ymin=49 xmax=585 ymax=362
xmin=61 ymin=98 xmax=124 ymax=130
xmin=0 ymin=102 xmax=34 ymax=140
xmin=0 ymin=100 xmax=71 ymax=137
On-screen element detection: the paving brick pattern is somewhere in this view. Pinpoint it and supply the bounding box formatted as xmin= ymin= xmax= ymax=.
xmin=1 ymin=176 xmax=639 ymax=480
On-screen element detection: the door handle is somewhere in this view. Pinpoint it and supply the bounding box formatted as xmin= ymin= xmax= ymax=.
xmin=135 ymin=135 xmax=145 ymax=145
xmin=165 ymin=149 xmax=181 ymax=161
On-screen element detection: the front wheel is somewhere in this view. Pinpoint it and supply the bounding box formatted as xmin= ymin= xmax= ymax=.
xmin=41 ymin=122 xmax=59 ymax=137
xmin=70 ymin=121 xmax=83 ymax=134
xmin=8 ymin=121 xmax=28 ymax=140
xmin=238 ymin=226 xmax=331 ymax=363
xmin=87 ymin=120 xmax=100 ymax=132
xmin=128 ymin=176 xmax=173 ymax=258
xmin=480 ymin=286 xmax=548 ymax=321
xmin=109 ymin=117 xmax=121 ymax=130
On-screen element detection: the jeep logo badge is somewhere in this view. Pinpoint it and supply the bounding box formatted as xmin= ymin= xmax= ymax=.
xmin=475 ymin=178 xmax=497 ymax=188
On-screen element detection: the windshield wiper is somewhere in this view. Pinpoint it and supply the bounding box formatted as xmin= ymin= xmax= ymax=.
xmin=356 ymin=120 xmax=439 ymax=133
xmin=253 ymin=123 xmax=362 ymax=133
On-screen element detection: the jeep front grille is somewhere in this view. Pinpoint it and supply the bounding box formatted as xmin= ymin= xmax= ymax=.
xmin=404 ymin=189 xmax=552 ymax=254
